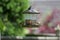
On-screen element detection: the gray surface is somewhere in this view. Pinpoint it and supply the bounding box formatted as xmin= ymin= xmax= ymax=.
xmin=1 ymin=36 xmax=60 ymax=40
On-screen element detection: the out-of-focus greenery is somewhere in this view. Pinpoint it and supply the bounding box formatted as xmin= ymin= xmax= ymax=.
xmin=0 ymin=0 xmax=30 ymax=36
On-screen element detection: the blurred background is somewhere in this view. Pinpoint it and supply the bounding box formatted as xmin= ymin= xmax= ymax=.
xmin=1 ymin=0 xmax=60 ymax=40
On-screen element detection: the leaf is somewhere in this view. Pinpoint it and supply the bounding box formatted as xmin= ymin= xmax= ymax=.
xmin=0 ymin=18 xmax=6 ymax=32
xmin=15 ymin=6 xmax=21 ymax=12
xmin=0 ymin=7 xmax=3 ymax=13
xmin=5 ymin=21 xmax=15 ymax=35
xmin=21 ymin=0 xmax=30 ymax=12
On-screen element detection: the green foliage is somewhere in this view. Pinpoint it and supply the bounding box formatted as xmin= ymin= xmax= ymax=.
xmin=0 ymin=7 xmax=3 ymax=13
xmin=0 ymin=0 xmax=30 ymax=36
xmin=0 ymin=18 xmax=6 ymax=32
